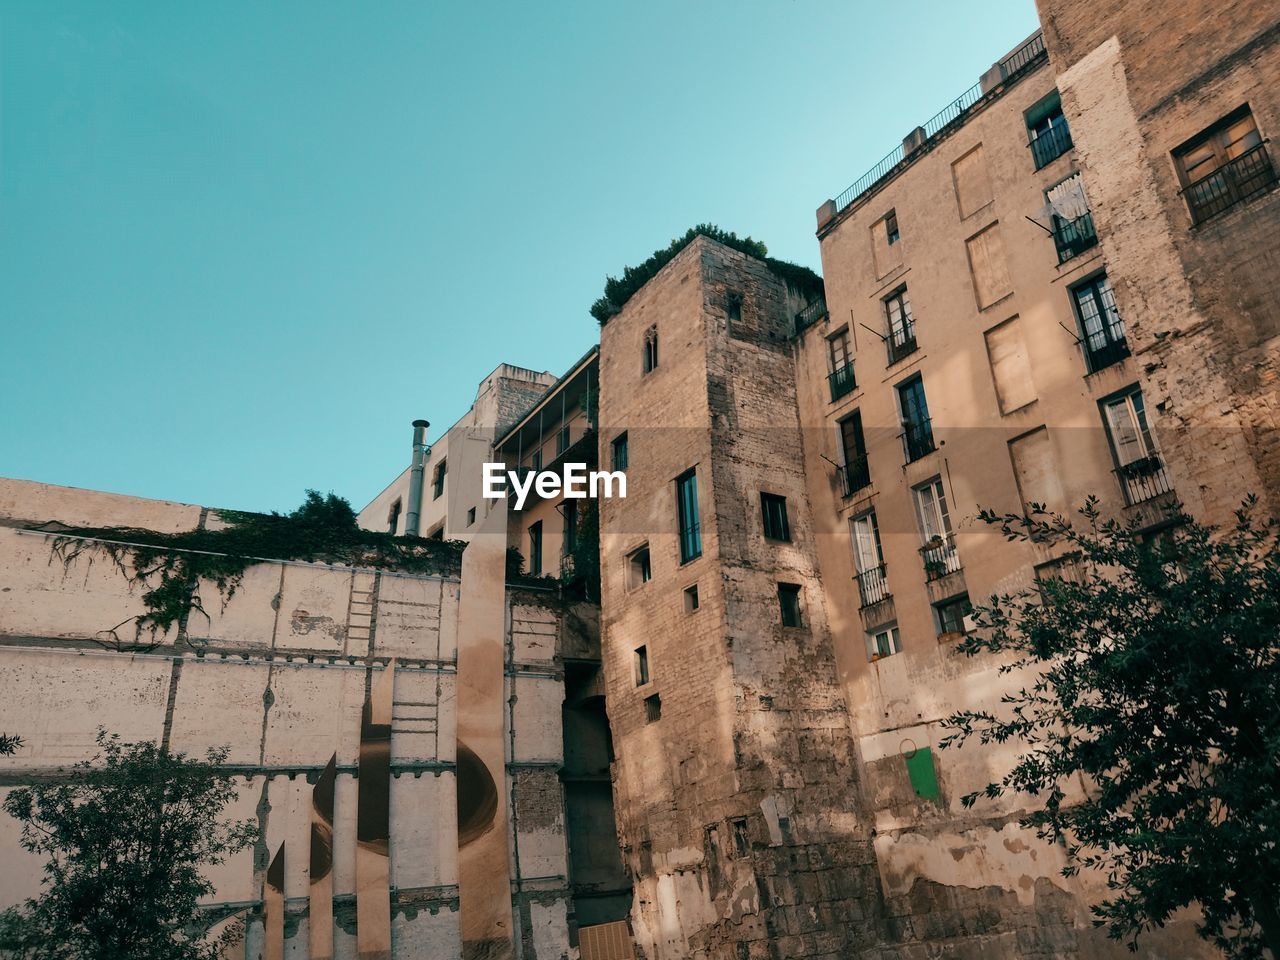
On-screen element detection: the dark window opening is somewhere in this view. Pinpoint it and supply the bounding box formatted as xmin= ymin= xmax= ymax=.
xmin=432 ymin=460 xmax=447 ymax=499
xmin=644 ymin=693 xmax=662 ymax=723
xmin=683 ymin=583 xmax=700 ymax=613
xmin=386 ymin=499 xmax=402 ymax=535
xmin=778 ymin=583 xmax=803 ymax=628
xmin=838 ymin=411 xmax=870 ymax=495
xmin=727 ymin=294 xmax=742 ymax=327
xmin=562 ymin=500 xmax=577 ymax=555
xmin=935 ymin=594 xmax=973 ymax=637
xmin=731 ymin=818 xmax=750 ymax=857
xmin=1027 ymin=93 xmax=1073 ymax=169
xmin=884 ymin=286 xmax=917 ymax=365
xmin=466 ymin=506 xmax=476 ymax=527
xmin=761 ymin=493 xmax=791 ymax=542
xmin=885 ymin=209 xmax=900 ymax=245
xmin=676 ymin=469 xmax=702 ymax=563
xmin=634 ymin=645 xmax=650 ymax=686
xmin=628 ymin=545 xmax=652 ymax=588
xmin=528 ymin=521 xmax=543 ymax=576
xmin=612 ymin=432 xmax=629 ymax=471
xmin=828 ymin=328 xmax=856 ymax=401
xmin=643 ymin=325 xmax=659 ymax=374
xmin=897 ymin=375 xmax=935 ymax=462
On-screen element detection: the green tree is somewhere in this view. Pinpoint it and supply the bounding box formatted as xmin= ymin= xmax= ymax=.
xmin=0 ymin=733 xmax=21 ymax=756
xmin=941 ymin=498 xmax=1280 ymax=958
xmin=0 ymin=730 xmax=257 ymax=960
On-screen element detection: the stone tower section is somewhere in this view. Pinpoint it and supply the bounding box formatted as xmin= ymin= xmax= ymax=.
xmin=598 ymin=235 xmax=882 ymax=960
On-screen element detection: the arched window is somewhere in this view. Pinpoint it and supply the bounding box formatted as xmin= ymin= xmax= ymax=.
xmin=642 ymin=325 xmax=658 ymax=374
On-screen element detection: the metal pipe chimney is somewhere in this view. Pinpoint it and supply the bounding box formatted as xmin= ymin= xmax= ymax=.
xmin=405 ymin=419 xmax=430 ymax=537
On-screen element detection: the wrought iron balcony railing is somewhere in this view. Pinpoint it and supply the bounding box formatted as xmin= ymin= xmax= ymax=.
xmin=901 ymin=418 xmax=935 ymax=463
xmin=837 ymin=456 xmax=871 ymax=498
xmin=1053 ymin=211 xmax=1098 ymax=263
xmin=1030 ymin=121 xmax=1073 ymax=170
xmin=1085 ymin=336 xmax=1130 ymax=373
xmin=1115 ymin=454 xmax=1173 ymax=506
xmin=795 ymin=297 xmax=829 ymax=334
xmin=920 ymin=533 xmax=962 ymax=581
xmin=828 ymin=362 xmax=856 ymax=402
xmin=1184 ymin=143 xmax=1278 ymax=224
xmin=856 ymin=565 xmax=891 ymax=608
xmin=887 ymin=333 xmax=918 ymax=366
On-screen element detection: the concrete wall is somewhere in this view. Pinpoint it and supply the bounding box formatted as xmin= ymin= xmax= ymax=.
xmin=0 ymin=478 xmax=588 ymax=960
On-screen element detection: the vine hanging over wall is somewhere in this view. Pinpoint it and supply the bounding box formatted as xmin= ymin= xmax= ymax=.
xmin=47 ymin=491 xmax=464 ymax=651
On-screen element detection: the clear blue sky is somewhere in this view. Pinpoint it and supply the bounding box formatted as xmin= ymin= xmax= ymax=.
xmin=1 ymin=0 xmax=1039 ymax=514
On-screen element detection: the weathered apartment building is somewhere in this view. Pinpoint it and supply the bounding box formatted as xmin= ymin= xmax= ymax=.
xmin=1 ymin=1 xmax=1277 ymax=959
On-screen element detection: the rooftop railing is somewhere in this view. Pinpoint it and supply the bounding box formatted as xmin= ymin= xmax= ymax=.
xmin=831 ymin=32 xmax=1046 ymax=216
xmin=795 ymin=296 xmax=829 ymax=334
xmin=1184 ymin=143 xmax=1278 ymax=224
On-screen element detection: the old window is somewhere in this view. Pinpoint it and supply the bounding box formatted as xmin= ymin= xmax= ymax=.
xmin=432 ymin=460 xmax=447 ymax=500
xmin=676 ymin=468 xmax=702 ymax=563
xmin=386 ymin=499 xmax=402 ymax=535
xmin=1174 ymin=105 xmax=1276 ymax=224
xmin=838 ymin=411 xmax=870 ymax=495
xmin=885 ymin=209 xmax=900 ymax=245
xmin=827 ymin=328 xmax=855 ymax=401
xmin=466 ymin=506 xmax=476 ymax=527
xmin=644 ymin=693 xmax=662 ymax=723
xmin=1027 ymin=92 xmax=1072 ymax=169
xmin=642 ymin=325 xmax=659 ymax=374
xmin=778 ymin=583 xmax=803 ymax=628
xmin=915 ymin=477 xmax=960 ymax=579
xmin=1009 ymin=426 xmax=1066 ymax=518
xmin=627 ymin=544 xmax=652 ymax=589
xmin=1101 ymin=387 xmax=1172 ymax=505
xmin=528 ymin=521 xmax=543 ymax=576
xmin=562 ymin=500 xmax=577 ymax=555
xmin=934 ymin=593 xmax=973 ymax=637
xmin=897 ymin=375 xmax=934 ymax=462
xmin=868 ymin=624 xmax=901 ymax=660
xmin=1047 ymin=173 xmax=1097 ymax=263
xmin=761 ymin=493 xmax=790 ymax=542
xmin=612 ymin=432 xmax=629 ymax=470
xmin=727 ymin=293 xmax=742 ymax=328
xmin=634 ymin=645 xmax=650 ymax=686
xmin=1071 ymin=273 xmax=1128 ymax=373
xmin=884 ymin=286 xmax=917 ymax=365
xmin=952 ymin=144 xmax=993 ymax=218
xmin=965 ymin=222 xmax=1013 ymax=309
xmin=683 ymin=583 xmax=700 ymax=613
xmin=851 ymin=512 xmax=889 ymax=608
xmin=427 ymin=525 xmax=444 ymax=541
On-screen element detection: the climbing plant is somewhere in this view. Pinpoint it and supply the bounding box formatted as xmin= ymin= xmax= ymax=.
xmin=47 ymin=491 xmax=464 ymax=651
xmin=590 ymin=224 xmax=823 ymax=325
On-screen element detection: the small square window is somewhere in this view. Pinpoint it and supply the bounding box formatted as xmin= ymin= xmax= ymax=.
xmin=778 ymin=583 xmax=803 ymax=628
xmin=634 ymin=645 xmax=650 ymax=686
xmin=644 ymin=693 xmax=662 ymax=723
xmin=612 ymin=432 xmax=629 ymax=471
xmin=628 ymin=545 xmax=652 ymax=589
xmin=466 ymin=507 xmax=476 ymax=527
xmin=934 ymin=594 xmax=973 ymax=638
xmin=683 ymin=583 xmax=700 ymax=613
xmin=760 ymin=493 xmax=791 ymax=541
xmin=885 ymin=209 xmax=900 ymax=245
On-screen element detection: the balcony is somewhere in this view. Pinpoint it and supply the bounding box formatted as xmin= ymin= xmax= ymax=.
xmin=828 ymin=362 xmax=857 ymax=402
xmin=1085 ymin=336 xmax=1130 ymax=373
xmin=1184 ymin=143 xmax=1278 ymax=224
xmin=1053 ymin=212 xmax=1098 ymax=264
xmin=920 ymin=533 xmax=962 ymax=581
xmin=1030 ymin=121 xmax=1073 ymax=170
xmin=1116 ymin=454 xmax=1173 ymax=506
xmin=901 ymin=418 xmax=935 ymax=463
xmin=795 ymin=297 xmax=829 ymax=335
xmin=856 ymin=565 xmax=891 ymax=608
xmin=837 ymin=456 xmax=871 ymax=498
xmin=887 ymin=333 xmax=918 ymax=366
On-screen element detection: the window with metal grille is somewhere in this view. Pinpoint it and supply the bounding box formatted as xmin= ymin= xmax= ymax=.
xmin=1174 ymin=105 xmax=1276 ymax=224
xmin=1101 ymin=387 xmax=1172 ymax=505
xmin=838 ymin=411 xmax=870 ymax=495
xmin=643 ymin=325 xmax=659 ymax=374
xmin=884 ymin=287 xmax=917 ymax=365
xmin=778 ymin=583 xmax=803 ymax=628
xmin=612 ymin=432 xmax=629 ymax=470
xmin=644 ymin=694 xmax=662 ymax=723
xmin=851 ymin=512 xmax=890 ymax=608
xmin=528 ymin=521 xmax=543 ymax=576
xmin=676 ymin=469 xmax=701 ymax=563
xmin=897 ymin=375 xmax=934 ymax=462
xmin=1071 ymin=273 xmax=1128 ymax=373
xmin=827 ymin=328 xmax=855 ymax=401
xmin=760 ymin=493 xmax=790 ymax=542
xmin=1027 ymin=93 xmax=1073 ymax=169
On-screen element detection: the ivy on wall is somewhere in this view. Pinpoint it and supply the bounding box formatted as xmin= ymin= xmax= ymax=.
xmin=590 ymin=223 xmax=823 ymax=326
xmin=49 ymin=491 xmax=464 ymax=651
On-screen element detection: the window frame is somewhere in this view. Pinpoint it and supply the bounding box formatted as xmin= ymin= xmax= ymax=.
xmin=612 ymin=432 xmax=629 ymax=471
xmin=896 ymin=374 xmax=935 ymax=462
xmin=642 ymin=325 xmax=659 ymax=375
xmin=760 ymin=492 xmax=791 ymax=542
xmin=634 ymin=645 xmax=650 ymax=687
xmin=1070 ymin=272 xmax=1129 ymax=373
xmin=675 ymin=468 xmax=702 ymax=564
xmin=777 ymin=582 xmax=804 ymax=628
xmin=885 ymin=209 xmax=900 ymax=245
xmin=432 ymin=460 xmax=447 ymax=500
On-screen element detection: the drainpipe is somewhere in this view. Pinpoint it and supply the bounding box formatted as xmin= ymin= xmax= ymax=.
xmin=405 ymin=419 xmax=430 ymax=537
